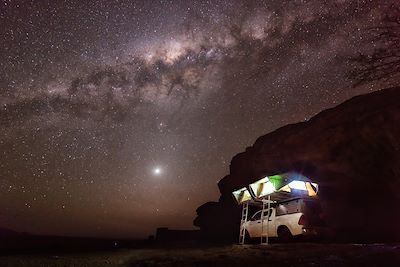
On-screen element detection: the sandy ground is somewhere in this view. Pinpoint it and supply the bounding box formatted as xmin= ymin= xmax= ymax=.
xmin=1 ymin=243 xmax=400 ymax=267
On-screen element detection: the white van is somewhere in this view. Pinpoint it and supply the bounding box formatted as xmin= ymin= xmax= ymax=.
xmin=244 ymin=197 xmax=326 ymax=241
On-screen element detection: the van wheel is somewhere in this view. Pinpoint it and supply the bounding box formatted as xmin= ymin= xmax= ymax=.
xmin=278 ymin=226 xmax=292 ymax=243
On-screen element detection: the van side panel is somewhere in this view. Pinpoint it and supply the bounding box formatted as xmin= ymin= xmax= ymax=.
xmin=276 ymin=199 xmax=302 ymax=216
xmin=275 ymin=212 xmax=303 ymax=236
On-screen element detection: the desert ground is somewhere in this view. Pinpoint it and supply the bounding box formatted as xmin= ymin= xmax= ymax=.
xmin=1 ymin=243 xmax=400 ymax=267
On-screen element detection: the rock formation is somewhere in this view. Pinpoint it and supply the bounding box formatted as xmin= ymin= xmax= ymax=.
xmin=194 ymin=87 xmax=400 ymax=242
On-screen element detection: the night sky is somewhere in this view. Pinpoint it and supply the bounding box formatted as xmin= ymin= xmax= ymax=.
xmin=0 ymin=0 xmax=395 ymax=238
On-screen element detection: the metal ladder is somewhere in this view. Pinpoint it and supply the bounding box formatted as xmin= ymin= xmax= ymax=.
xmin=261 ymin=195 xmax=271 ymax=245
xmin=239 ymin=201 xmax=249 ymax=244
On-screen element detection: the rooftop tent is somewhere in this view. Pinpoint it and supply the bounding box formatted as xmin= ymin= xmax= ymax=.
xmin=247 ymin=172 xmax=319 ymax=201
xmin=277 ymin=172 xmax=318 ymax=196
xmin=279 ymin=180 xmax=318 ymax=196
xmin=232 ymin=187 xmax=252 ymax=204
xmin=249 ymin=175 xmax=281 ymax=198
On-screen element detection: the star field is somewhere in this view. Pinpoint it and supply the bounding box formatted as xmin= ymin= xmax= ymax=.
xmin=0 ymin=0 xmax=395 ymax=237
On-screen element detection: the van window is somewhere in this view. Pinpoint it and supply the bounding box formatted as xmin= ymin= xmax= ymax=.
xmin=251 ymin=211 xmax=261 ymax=221
xmin=262 ymin=209 xmax=273 ymax=218
xmin=276 ymin=199 xmax=302 ymax=216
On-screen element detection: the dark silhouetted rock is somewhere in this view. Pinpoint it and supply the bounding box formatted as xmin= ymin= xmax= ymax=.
xmin=194 ymin=87 xmax=400 ymax=242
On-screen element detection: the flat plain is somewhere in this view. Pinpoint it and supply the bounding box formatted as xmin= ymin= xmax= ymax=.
xmin=1 ymin=243 xmax=400 ymax=267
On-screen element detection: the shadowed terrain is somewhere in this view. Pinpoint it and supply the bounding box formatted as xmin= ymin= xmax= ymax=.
xmin=195 ymin=87 xmax=400 ymax=242
xmin=1 ymin=243 xmax=400 ymax=267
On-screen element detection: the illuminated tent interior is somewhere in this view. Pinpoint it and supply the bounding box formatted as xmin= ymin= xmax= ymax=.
xmin=233 ymin=172 xmax=318 ymax=204
xmin=232 ymin=187 xmax=252 ymax=204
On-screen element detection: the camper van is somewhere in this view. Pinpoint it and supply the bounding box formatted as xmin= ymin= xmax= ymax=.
xmin=244 ymin=197 xmax=326 ymax=241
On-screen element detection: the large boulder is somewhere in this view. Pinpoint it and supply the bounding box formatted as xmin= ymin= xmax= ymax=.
xmin=194 ymin=87 xmax=400 ymax=242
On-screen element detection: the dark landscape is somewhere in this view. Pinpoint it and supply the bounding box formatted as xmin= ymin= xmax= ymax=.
xmin=1 ymin=242 xmax=400 ymax=267
xmin=195 ymin=86 xmax=400 ymax=242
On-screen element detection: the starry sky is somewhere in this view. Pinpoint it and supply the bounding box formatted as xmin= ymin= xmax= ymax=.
xmin=0 ymin=0 xmax=396 ymax=238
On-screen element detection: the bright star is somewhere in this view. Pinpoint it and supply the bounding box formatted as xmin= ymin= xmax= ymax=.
xmin=153 ymin=167 xmax=162 ymax=175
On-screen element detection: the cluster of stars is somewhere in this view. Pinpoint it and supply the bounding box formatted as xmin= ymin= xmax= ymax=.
xmin=0 ymin=0 xmax=391 ymax=237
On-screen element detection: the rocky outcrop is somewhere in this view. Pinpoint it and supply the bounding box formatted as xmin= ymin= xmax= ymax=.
xmin=194 ymin=87 xmax=400 ymax=242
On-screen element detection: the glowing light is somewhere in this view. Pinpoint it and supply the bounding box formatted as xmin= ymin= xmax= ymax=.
xmin=232 ymin=187 xmax=252 ymax=204
xmin=305 ymin=182 xmax=317 ymax=196
xmin=165 ymin=40 xmax=184 ymax=64
xmin=249 ymin=176 xmax=278 ymax=198
xmin=153 ymin=167 xmax=162 ymax=175
xmin=288 ymin=180 xmax=307 ymax=190
xmin=263 ymin=181 xmax=276 ymax=195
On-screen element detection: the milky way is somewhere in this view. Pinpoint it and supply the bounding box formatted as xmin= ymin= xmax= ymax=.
xmin=0 ymin=0 xmax=395 ymax=237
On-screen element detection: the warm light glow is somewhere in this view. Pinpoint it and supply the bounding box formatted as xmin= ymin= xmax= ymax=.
xmin=234 ymin=173 xmax=319 ymax=204
xmin=232 ymin=187 xmax=252 ymax=204
xmin=249 ymin=176 xmax=277 ymax=198
xmin=306 ymin=182 xmax=318 ymax=196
